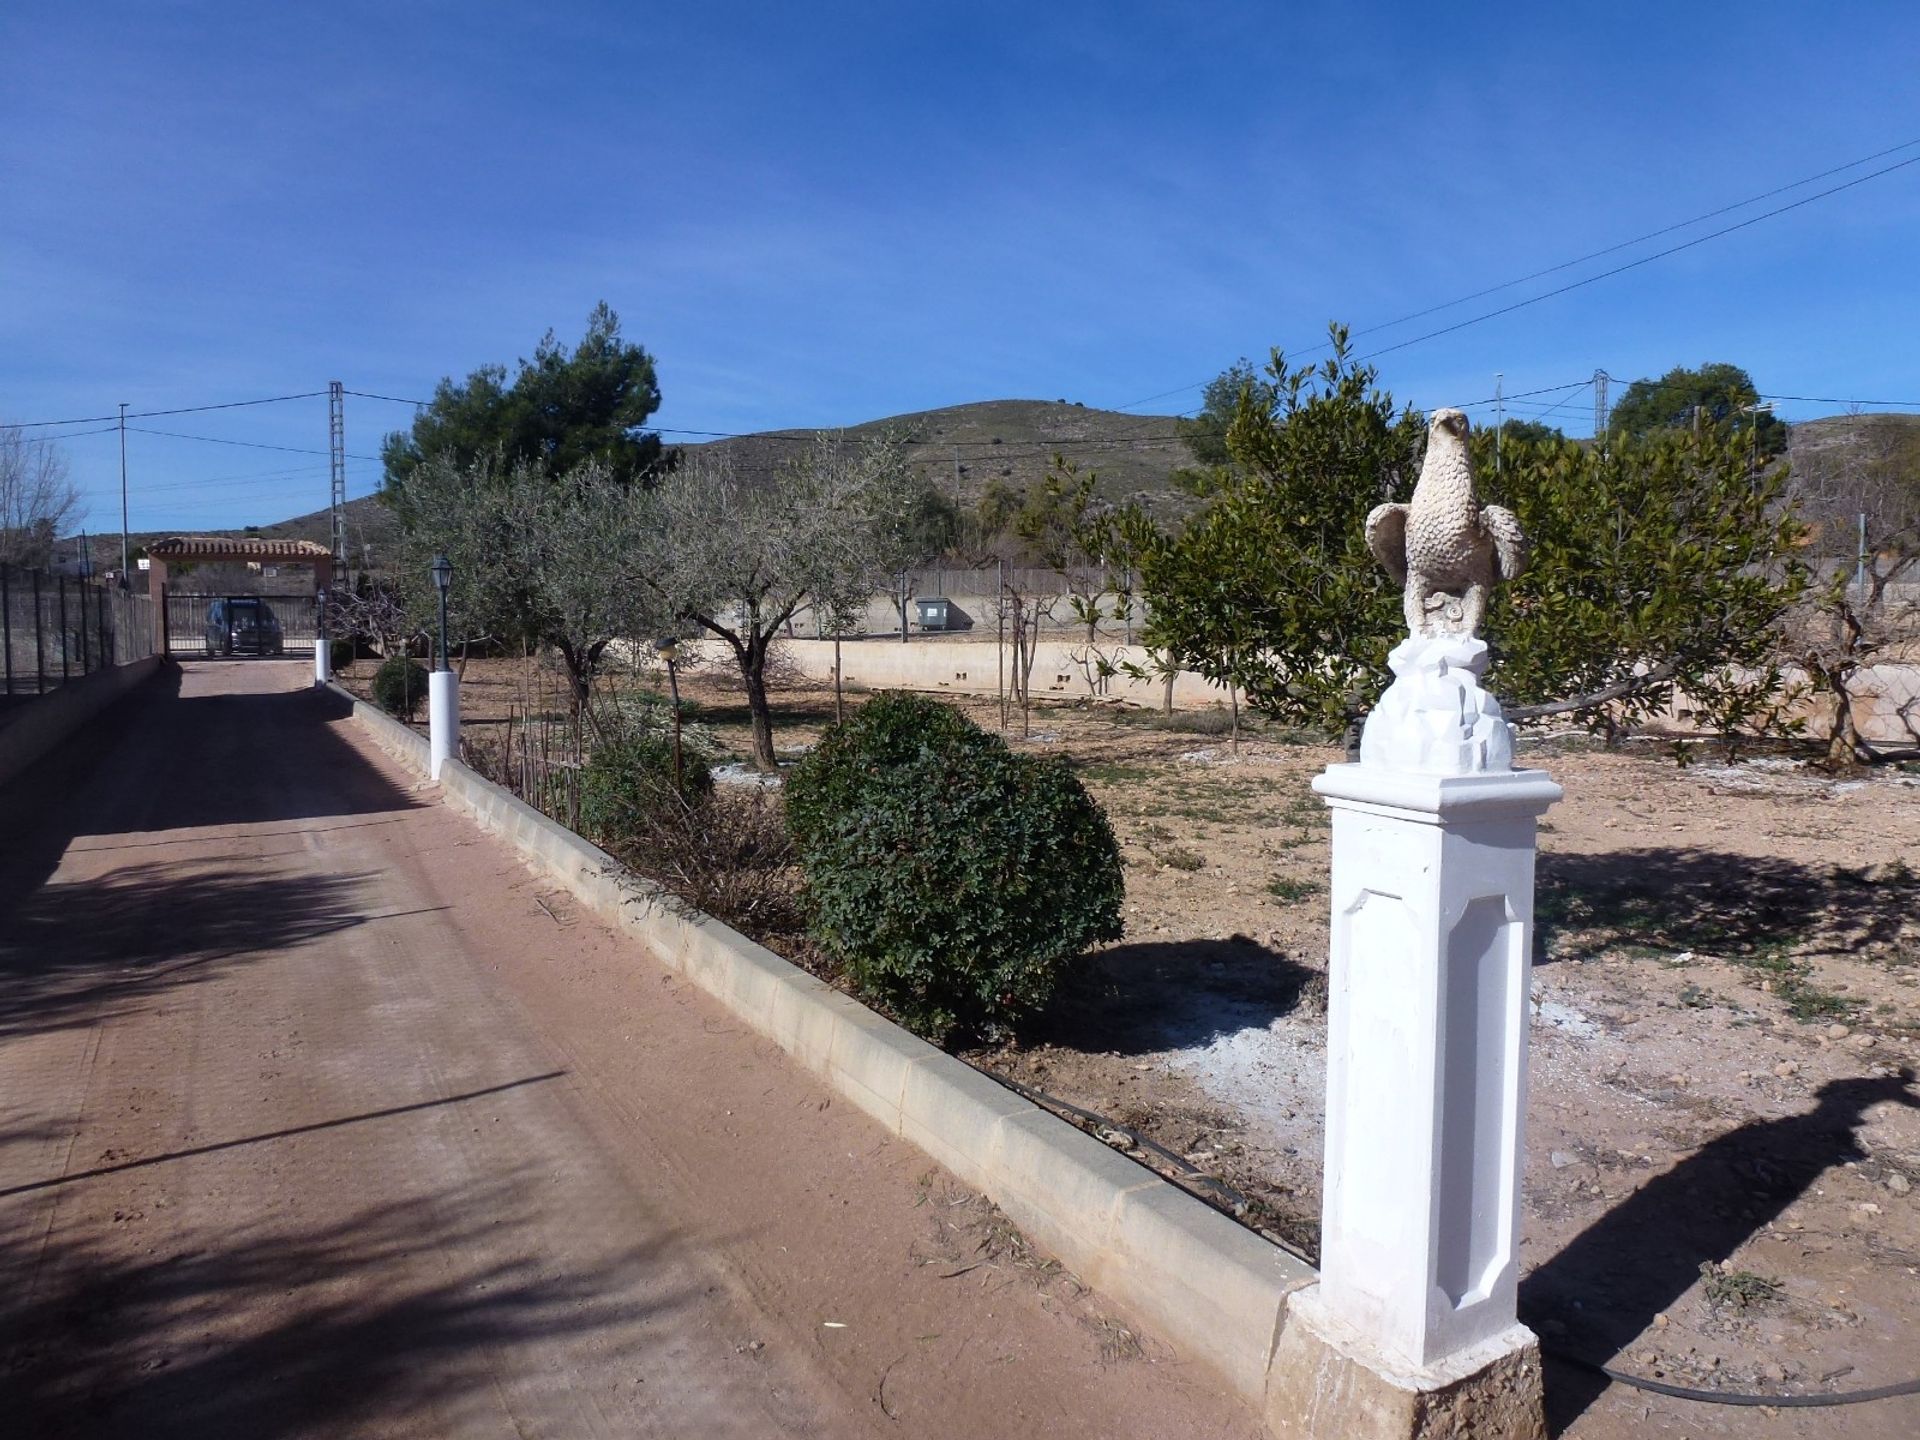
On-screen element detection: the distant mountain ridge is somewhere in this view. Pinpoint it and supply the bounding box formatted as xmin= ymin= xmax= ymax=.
xmin=74 ymin=402 xmax=1918 ymax=571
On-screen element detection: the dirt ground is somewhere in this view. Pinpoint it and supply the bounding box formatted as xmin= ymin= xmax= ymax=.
xmin=344 ymin=652 xmax=1920 ymax=1435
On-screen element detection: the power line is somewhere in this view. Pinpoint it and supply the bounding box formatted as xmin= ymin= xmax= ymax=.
xmin=1354 ymin=152 xmax=1920 ymax=363
xmin=341 ymin=388 xmax=431 ymax=406
xmin=1759 ymin=391 xmax=1920 ymax=408
xmin=72 ymin=460 xmax=378 ymax=499
xmin=11 ymin=389 xmax=328 ymax=429
xmin=20 ymin=422 xmax=123 ymax=440
xmin=1110 ymin=136 xmax=1920 ymax=413
xmin=1346 ymin=138 xmax=1920 ymax=346
xmin=126 ymin=425 xmax=382 ymax=461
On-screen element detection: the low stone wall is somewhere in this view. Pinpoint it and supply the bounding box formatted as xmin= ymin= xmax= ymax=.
xmin=0 ymin=655 xmax=163 ymax=787
xmin=333 ymin=680 xmax=1316 ymax=1418
xmin=708 ymin=636 xmax=1235 ymax=711
xmin=761 ymin=641 xmax=1920 ymax=746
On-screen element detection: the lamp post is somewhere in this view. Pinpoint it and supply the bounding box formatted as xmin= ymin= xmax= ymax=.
xmin=430 ymin=553 xmax=453 ymax=671
xmin=653 ymin=636 xmax=683 ymax=792
xmin=427 ymin=555 xmax=458 ymax=779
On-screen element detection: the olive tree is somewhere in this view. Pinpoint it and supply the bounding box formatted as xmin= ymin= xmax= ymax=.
xmin=385 ymin=450 xmax=669 ymax=720
xmin=1779 ymin=414 xmax=1920 ymax=762
xmin=655 ymin=433 xmax=928 ymax=770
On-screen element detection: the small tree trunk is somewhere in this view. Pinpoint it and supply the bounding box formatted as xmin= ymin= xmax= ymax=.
xmin=567 ymin=662 xmax=591 ymax=727
xmin=741 ymin=638 xmax=779 ymax=772
xmin=1162 ymin=664 xmax=1174 ymax=716
xmin=1228 ymin=682 xmax=1241 ymax=756
xmin=833 ymin=633 xmax=844 ymax=726
xmin=1824 ymin=664 xmax=1868 ymax=768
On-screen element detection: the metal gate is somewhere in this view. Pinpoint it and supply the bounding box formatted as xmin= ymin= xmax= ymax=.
xmin=165 ymin=591 xmax=317 ymax=657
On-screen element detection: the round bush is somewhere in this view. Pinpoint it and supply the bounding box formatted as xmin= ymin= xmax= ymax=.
xmin=786 ymin=691 xmax=1124 ymax=1042
xmin=329 ymin=637 xmax=356 ymax=673
xmin=578 ymin=730 xmax=714 ymax=847
xmin=372 ymin=655 xmax=430 ymax=719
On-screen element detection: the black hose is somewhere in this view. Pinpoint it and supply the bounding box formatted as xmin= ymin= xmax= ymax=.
xmin=979 ymin=1065 xmax=1920 ymax=1411
xmin=1547 ymin=1348 xmax=1920 ymax=1408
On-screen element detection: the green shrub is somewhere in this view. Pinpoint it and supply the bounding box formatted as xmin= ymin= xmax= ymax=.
xmin=329 ymin=638 xmax=356 ymax=673
xmin=578 ymin=729 xmax=713 ymax=847
xmin=787 ymin=691 xmax=1124 ymax=1042
xmin=372 ymin=655 xmax=430 ymax=719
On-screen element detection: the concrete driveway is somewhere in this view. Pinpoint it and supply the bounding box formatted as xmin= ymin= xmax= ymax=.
xmin=0 ymin=661 xmax=1260 ymax=1439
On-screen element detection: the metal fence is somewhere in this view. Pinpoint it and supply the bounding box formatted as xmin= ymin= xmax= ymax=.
xmin=0 ymin=564 xmax=158 ymax=696
xmin=162 ymin=591 xmax=318 ymax=657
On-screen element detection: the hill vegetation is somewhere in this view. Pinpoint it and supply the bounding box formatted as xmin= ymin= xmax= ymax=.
xmin=71 ymin=402 xmax=1920 ymax=578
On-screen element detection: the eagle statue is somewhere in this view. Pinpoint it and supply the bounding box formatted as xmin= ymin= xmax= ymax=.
xmin=1365 ymin=408 xmax=1528 ymax=639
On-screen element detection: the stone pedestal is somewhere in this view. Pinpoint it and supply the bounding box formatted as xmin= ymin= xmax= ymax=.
xmin=1281 ymin=636 xmax=1557 ymax=1439
xmin=1267 ymin=1287 xmax=1544 ymax=1440
xmin=428 ymin=668 xmax=460 ymax=779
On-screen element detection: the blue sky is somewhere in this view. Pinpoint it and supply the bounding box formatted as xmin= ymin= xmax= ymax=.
xmin=4 ymin=2 xmax=1919 ymax=534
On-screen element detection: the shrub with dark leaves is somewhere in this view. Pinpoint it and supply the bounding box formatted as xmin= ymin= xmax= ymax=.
xmin=372 ymin=655 xmax=429 ymax=719
xmin=786 ymin=691 xmax=1124 ymax=1043
xmin=578 ymin=729 xmax=713 ymax=848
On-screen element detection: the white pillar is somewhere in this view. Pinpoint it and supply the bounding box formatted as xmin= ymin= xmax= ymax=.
xmin=1272 ymin=635 xmax=1557 ymax=1438
xmin=428 ymin=668 xmax=459 ymax=779
xmin=314 ymin=637 xmax=331 ymax=687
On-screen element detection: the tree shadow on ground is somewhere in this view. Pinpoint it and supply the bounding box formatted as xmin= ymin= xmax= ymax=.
xmin=1024 ymin=935 xmax=1321 ymax=1057
xmin=1521 ymin=1070 xmax=1920 ymax=1434
xmin=1533 ymin=847 xmax=1920 ymax=965
xmin=0 ymin=665 xmax=422 ymax=916
xmin=0 ymin=1163 xmax=691 ymax=1439
xmin=0 ymin=861 xmax=389 ymax=1043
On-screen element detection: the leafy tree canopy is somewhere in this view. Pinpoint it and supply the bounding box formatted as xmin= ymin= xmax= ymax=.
xmin=1176 ymin=358 xmax=1279 ymax=470
xmin=1121 ymin=329 xmax=1424 ymax=728
xmin=380 ymin=302 xmax=669 ymax=491
xmin=1491 ymin=418 xmax=1564 ymax=447
xmin=1609 ymin=362 xmax=1784 ymax=457
xmin=1477 ymin=425 xmax=1805 ymax=734
xmin=1120 ymin=329 xmax=1807 ymax=740
xmin=1168 ymin=358 xmax=1281 ymax=497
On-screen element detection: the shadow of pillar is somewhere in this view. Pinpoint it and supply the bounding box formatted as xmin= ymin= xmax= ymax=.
xmin=1520 ymin=1069 xmax=1918 ymax=1433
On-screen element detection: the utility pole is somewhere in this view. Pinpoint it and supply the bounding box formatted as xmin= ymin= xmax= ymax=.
xmin=1592 ymin=369 xmax=1610 ymax=454
xmin=117 ymin=402 xmax=129 ymax=586
xmin=1744 ymin=401 xmax=1774 ymax=479
xmin=328 ymin=381 xmax=348 ymax=587
xmin=1493 ymin=373 xmax=1504 ymax=475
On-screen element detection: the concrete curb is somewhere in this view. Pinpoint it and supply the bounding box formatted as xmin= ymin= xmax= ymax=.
xmin=327 ymin=680 xmax=430 ymax=773
xmin=0 ymin=655 xmax=163 ymax=787
xmin=336 ymin=685 xmax=1316 ymax=1410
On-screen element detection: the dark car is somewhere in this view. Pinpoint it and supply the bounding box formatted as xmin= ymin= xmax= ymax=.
xmin=206 ymin=598 xmax=285 ymax=656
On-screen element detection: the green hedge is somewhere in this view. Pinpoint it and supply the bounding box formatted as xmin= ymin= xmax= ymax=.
xmin=786 ymin=691 xmax=1123 ymax=1042
xmin=578 ymin=729 xmax=714 ymax=847
xmin=372 ymin=656 xmax=429 ymax=719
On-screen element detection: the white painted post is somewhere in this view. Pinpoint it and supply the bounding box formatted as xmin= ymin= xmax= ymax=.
xmin=428 ymin=668 xmax=459 ymax=779
xmin=1273 ymin=635 xmax=1558 ymax=1437
xmin=314 ymin=637 xmax=331 ymax=687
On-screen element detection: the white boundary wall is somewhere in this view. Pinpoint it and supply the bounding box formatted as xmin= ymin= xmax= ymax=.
xmin=706 ymin=636 xmax=1235 ymax=711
